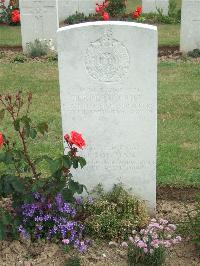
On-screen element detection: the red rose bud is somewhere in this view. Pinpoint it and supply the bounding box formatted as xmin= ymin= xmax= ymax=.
xmin=64 ymin=133 xmax=71 ymax=143
xmin=103 ymin=12 xmax=109 ymax=21
xmin=136 ymin=6 xmax=142 ymax=15
xmin=0 ymin=133 xmax=3 ymax=148
xmin=133 ymin=11 xmax=139 ymax=19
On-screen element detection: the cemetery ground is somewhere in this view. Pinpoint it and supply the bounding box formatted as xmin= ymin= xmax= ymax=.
xmin=0 ymin=51 xmax=199 ymax=265
xmin=0 ymin=1 xmax=200 ymax=264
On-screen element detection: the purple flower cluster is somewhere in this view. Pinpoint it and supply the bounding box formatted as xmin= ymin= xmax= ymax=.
xmin=18 ymin=193 xmax=88 ymax=252
xmin=125 ymin=218 xmax=182 ymax=255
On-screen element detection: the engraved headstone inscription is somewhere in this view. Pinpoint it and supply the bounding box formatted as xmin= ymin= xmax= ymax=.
xmin=142 ymin=0 xmax=168 ymax=15
xmin=180 ymin=0 xmax=200 ymax=52
xmin=57 ymin=21 xmax=157 ymax=213
xmin=19 ymin=0 xmax=59 ymax=52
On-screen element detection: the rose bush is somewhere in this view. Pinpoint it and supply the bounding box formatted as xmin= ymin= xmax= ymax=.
xmin=0 ymin=0 xmax=20 ymax=25
xmin=0 ymin=91 xmax=87 ymax=240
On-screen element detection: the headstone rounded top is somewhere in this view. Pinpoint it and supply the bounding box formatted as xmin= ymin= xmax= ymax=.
xmin=58 ymin=21 xmax=157 ymax=33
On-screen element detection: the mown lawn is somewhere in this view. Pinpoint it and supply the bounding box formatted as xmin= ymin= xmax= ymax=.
xmin=127 ymin=0 xmax=182 ymax=11
xmin=0 ymin=25 xmax=21 ymax=46
xmin=0 ymin=59 xmax=199 ymax=186
xmin=0 ymin=23 xmax=180 ymax=47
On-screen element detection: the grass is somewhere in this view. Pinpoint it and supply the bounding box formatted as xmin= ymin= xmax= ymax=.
xmin=158 ymin=24 xmax=180 ymax=46
xmin=127 ymin=0 xmax=182 ymax=11
xmin=0 ymin=59 xmax=199 ymax=186
xmin=0 ymin=24 xmax=180 ymax=48
xmin=0 ymin=25 xmax=21 ymax=46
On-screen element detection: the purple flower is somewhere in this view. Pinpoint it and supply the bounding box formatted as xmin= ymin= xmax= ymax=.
xmin=33 ymin=192 xmax=41 ymax=200
xmin=87 ymin=196 xmax=94 ymax=204
xmin=55 ymin=193 xmax=63 ymax=206
xmin=75 ymin=196 xmax=83 ymax=205
xmin=18 ymin=225 xmax=29 ymax=239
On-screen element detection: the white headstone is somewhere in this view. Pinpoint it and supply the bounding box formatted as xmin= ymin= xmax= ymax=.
xmin=57 ymin=21 xmax=157 ymax=213
xmin=4 ymin=0 xmax=10 ymax=7
xmin=143 ymin=0 xmax=168 ymax=15
xmin=180 ymin=0 xmax=200 ymax=52
xmin=19 ymin=0 xmax=59 ymax=52
xmin=58 ymin=0 xmax=79 ymax=22
xmin=58 ymin=0 xmax=102 ymax=22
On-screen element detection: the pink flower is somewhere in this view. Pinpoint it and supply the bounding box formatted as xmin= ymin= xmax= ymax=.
xmin=62 ymin=239 xmax=70 ymax=245
xmin=150 ymin=249 xmax=154 ymax=254
xmin=137 ymin=241 xmax=146 ymax=248
xmin=143 ymin=248 xmax=148 ymax=253
xmin=164 ymin=240 xmax=171 ymax=248
xmin=168 ymin=224 xmax=177 ymax=231
xmin=175 ymin=236 xmax=182 ymax=242
xmin=129 ymin=236 xmax=134 ymax=242
xmin=121 ymin=242 xmax=128 ymax=248
xmin=159 ymin=219 xmax=168 ymax=225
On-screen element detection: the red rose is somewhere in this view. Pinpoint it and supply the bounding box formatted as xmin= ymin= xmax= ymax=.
xmin=103 ymin=12 xmax=109 ymax=21
xmin=133 ymin=11 xmax=139 ymax=19
xmin=64 ymin=131 xmax=86 ymax=149
xmin=11 ymin=9 xmax=20 ymax=23
xmin=0 ymin=133 xmax=3 ymax=148
xmin=136 ymin=6 xmax=142 ymax=15
xmin=95 ymin=5 xmax=100 ymax=12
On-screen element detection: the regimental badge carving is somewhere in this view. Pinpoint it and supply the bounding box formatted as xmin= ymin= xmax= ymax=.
xmin=85 ymin=28 xmax=130 ymax=82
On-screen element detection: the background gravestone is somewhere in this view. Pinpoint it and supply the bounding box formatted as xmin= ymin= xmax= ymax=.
xmin=4 ymin=0 xmax=10 ymax=7
xmin=180 ymin=0 xmax=200 ymax=52
xmin=58 ymin=0 xmax=102 ymax=22
xmin=142 ymin=0 xmax=168 ymax=15
xmin=57 ymin=21 xmax=157 ymax=213
xmin=19 ymin=0 xmax=59 ymax=52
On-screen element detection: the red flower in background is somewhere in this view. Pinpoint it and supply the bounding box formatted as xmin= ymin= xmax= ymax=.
xmin=133 ymin=11 xmax=139 ymax=19
xmin=11 ymin=9 xmax=20 ymax=23
xmin=133 ymin=6 xmax=142 ymax=19
xmin=64 ymin=131 xmax=86 ymax=149
xmin=103 ymin=12 xmax=109 ymax=21
xmin=136 ymin=6 xmax=142 ymax=15
xmin=96 ymin=0 xmax=110 ymax=21
xmin=0 ymin=133 xmax=3 ymax=148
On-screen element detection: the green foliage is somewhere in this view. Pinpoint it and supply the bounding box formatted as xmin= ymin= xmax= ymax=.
xmin=65 ymin=256 xmax=81 ymax=266
xmin=106 ymin=0 xmax=126 ymax=17
xmin=0 ymin=208 xmax=19 ymax=240
xmin=188 ymin=49 xmax=200 ymax=58
xmin=128 ymin=245 xmax=166 ymax=266
xmin=10 ymin=54 xmax=27 ymax=63
xmin=26 ymin=39 xmax=51 ymax=58
xmin=83 ymin=184 xmax=148 ymax=240
xmin=0 ymin=91 xmax=87 ymax=240
xmin=64 ymin=12 xmax=101 ymax=25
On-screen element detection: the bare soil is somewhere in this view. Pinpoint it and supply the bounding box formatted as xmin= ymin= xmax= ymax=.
xmin=0 ymin=199 xmax=199 ymax=266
